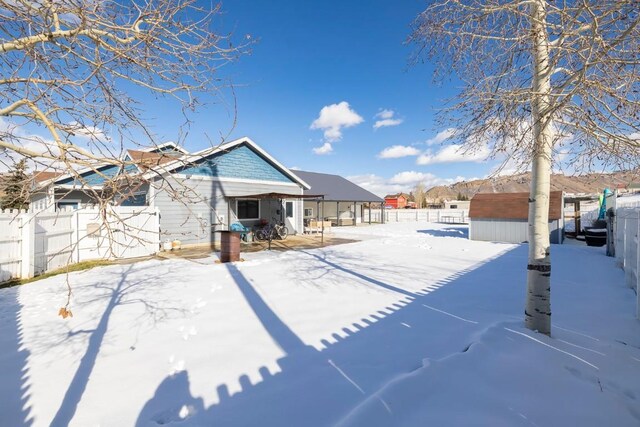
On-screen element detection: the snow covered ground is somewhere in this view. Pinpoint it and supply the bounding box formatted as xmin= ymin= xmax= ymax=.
xmin=1 ymin=222 xmax=638 ymax=427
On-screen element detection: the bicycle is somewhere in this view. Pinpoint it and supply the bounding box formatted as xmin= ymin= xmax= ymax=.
xmin=273 ymin=221 xmax=288 ymax=240
xmin=254 ymin=220 xmax=288 ymax=241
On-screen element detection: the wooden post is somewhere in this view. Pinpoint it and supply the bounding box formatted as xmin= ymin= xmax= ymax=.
xmin=353 ymin=201 xmax=356 ymax=226
xmin=336 ymin=201 xmax=340 ymax=226
xmin=636 ymin=210 xmax=639 ymax=319
xmin=321 ymin=196 xmax=325 ymax=245
xmin=20 ymin=213 xmax=34 ymax=279
xmin=368 ymin=203 xmax=371 ymax=224
xmin=574 ymin=201 xmax=581 ymax=236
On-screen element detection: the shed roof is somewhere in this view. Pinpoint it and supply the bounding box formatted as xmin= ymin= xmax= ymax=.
xmin=294 ymin=170 xmax=383 ymax=203
xmin=469 ymin=191 xmax=563 ymax=220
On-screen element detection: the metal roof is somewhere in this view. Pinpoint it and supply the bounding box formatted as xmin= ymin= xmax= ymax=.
xmin=294 ymin=170 xmax=383 ymax=203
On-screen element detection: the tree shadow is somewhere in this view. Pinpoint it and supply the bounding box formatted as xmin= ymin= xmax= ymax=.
xmin=135 ymin=371 xmax=205 ymax=426
xmin=50 ymin=263 xmax=187 ymax=426
xmin=0 ymin=276 xmax=34 ymax=426
xmin=137 ymin=245 xmax=528 ymax=426
xmin=417 ymin=226 xmax=469 ymax=239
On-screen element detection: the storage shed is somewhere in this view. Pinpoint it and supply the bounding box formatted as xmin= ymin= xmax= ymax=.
xmin=469 ymin=191 xmax=564 ymax=244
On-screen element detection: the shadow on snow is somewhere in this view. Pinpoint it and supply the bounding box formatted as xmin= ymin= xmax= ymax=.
xmin=135 ymin=243 xmax=529 ymax=426
xmin=417 ymin=226 xmax=469 ymax=239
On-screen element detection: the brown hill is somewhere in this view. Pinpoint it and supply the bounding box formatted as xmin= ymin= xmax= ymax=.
xmin=425 ymin=171 xmax=639 ymax=202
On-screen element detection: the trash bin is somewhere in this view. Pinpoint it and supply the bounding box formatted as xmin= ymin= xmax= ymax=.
xmin=218 ymin=230 xmax=241 ymax=262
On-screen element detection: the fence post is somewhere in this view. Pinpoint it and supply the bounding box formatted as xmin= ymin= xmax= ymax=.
xmin=20 ymin=214 xmax=34 ymax=279
xmin=155 ymin=207 xmax=161 ymax=252
xmin=637 ymin=210 xmax=640 ymax=319
xmin=73 ymin=210 xmax=80 ymax=263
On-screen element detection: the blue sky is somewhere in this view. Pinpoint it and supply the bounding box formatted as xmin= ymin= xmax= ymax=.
xmin=136 ymin=0 xmax=503 ymax=196
xmin=2 ymin=0 xmax=502 ymax=196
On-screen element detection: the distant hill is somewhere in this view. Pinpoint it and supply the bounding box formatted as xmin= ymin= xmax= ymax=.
xmin=425 ymin=171 xmax=639 ymax=202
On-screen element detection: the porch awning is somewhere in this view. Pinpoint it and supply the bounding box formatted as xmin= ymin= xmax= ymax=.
xmin=227 ymin=192 xmax=325 ymax=200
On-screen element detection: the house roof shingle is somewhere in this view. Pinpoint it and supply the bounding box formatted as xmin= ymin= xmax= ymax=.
xmin=469 ymin=191 xmax=563 ymax=220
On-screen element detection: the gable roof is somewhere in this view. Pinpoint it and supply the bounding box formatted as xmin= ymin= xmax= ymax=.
xmin=126 ymin=149 xmax=177 ymax=170
xmin=469 ymin=191 xmax=564 ymax=220
xmin=34 ymin=171 xmax=62 ymax=183
xmin=142 ymin=137 xmax=310 ymax=189
xmin=384 ymin=193 xmax=409 ymax=199
xmin=294 ymin=170 xmax=383 ymax=202
xmin=42 ymin=137 xmax=310 ymax=190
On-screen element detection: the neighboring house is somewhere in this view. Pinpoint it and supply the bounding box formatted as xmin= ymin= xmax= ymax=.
xmin=31 ymin=137 xmax=311 ymax=246
xmin=384 ymin=193 xmax=409 ymax=209
xmin=294 ymin=170 xmax=384 ymax=226
xmin=468 ymin=191 xmax=565 ymax=244
xmin=444 ymin=200 xmax=471 ymax=210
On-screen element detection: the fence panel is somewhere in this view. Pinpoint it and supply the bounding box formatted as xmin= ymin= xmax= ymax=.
xmin=364 ymin=208 xmax=468 ymax=224
xmin=76 ymin=207 xmax=159 ymax=261
xmin=0 ymin=206 xmax=160 ymax=283
xmin=614 ymin=207 xmax=640 ymax=318
xmin=33 ymin=211 xmax=75 ymax=275
xmin=0 ymin=211 xmax=24 ymax=282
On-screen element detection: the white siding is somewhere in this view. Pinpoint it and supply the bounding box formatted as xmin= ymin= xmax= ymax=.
xmin=151 ymin=176 xmax=303 ymax=245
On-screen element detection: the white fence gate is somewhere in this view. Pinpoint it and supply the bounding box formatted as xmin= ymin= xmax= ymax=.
xmin=0 ymin=207 xmax=159 ymax=282
xmin=614 ymin=207 xmax=640 ymax=318
xmin=0 ymin=211 xmax=25 ymax=282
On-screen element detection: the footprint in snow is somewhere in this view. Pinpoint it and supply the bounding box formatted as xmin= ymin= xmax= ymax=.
xmin=168 ymin=355 xmax=185 ymax=375
xmin=190 ymin=298 xmax=207 ymax=313
xmin=179 ymin=325 xmax=198 ymax=340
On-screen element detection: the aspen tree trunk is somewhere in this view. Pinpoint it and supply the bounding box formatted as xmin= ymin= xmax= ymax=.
xmin=525 ymin=0 xmax=554 ymax=335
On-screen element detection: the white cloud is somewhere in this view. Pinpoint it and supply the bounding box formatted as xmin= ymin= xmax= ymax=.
xmin=416 ymin=144 xmax=490 ymax=165
xmin=377 ymin=145 xmax=420 ymax=159
xmin=389 ymin=171 xmax=438 ymax=185
xmin=373 ymin=109 xmax=403 ymax=129
xmin=312 ymin=142 xmax=333 ymax=155
xmin=0 ymin=118 xmax=61 ymax=172
xmin=348 ymin=171 xmax=466 ymax=197
xmin=376 ymin=109 xmax=394 ymax=120
xmin=67 ymin=121 xmax=109 ymax=142
xmin=425 ymin=128 xmax=456 ymax=146
xmin=310 ymin=102 xmax=363 ymax=142
xmin=347 ymin=174 xmax=406 ymax=197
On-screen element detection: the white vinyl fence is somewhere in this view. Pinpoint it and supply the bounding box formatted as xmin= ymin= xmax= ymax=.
xmin=0 ymin=207 xmax=159 ymax=282
xmin=615 ymin=207 xmax=640 ymax=318
xmin=364 ymin=208 xmax=468 ymax=224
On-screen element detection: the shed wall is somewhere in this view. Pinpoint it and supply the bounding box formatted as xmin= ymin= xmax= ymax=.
xmin=470 ymin=218 xmax=563 ymax=244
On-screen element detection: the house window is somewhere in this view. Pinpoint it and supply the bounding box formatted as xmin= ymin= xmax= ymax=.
xmin=236 ymin=199 xmax=260 ymax=220
xmin=121 ymin=193 xmax=147 ymax=206
xmin=56 ymin=201 xmax=79 ymax=211
xmin=304 ymin=208 xmax=313 ymax=217
xmin=285 ymin=201 xmax=294 ymax=218
xmin=450 ymin=204 xmax=458 ymax=209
